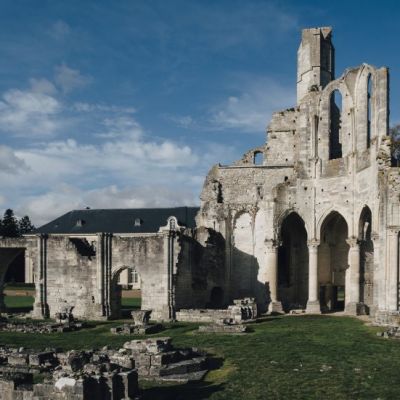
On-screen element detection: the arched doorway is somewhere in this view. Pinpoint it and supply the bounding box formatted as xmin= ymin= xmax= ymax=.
xmin=319 ymin=212 xmax=349 ymax=312
xmin=111 ymin=267 xmax=142 ymax=318
xmin=359 ymin=206 xmax=374 ymax=314
xmin=278 ymin=213 xmax=309 ymax=312
xmin=0 ymin=248 xmax=34 ymax=313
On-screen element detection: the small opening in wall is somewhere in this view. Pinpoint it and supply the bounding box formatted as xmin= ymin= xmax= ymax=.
xmin=284 ymin=176 xmax=288 ymax=182
xmin=321 ymin=188 xmax=324 ymax=192
xmin=254 ymin=152 xmax=263 ymax=166
xmin=134 ymin=218 xmax=142 ymax=227
xmin=304 ymin=186 xmax=308 ymax=190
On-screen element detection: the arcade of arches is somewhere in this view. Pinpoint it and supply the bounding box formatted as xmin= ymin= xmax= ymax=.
xmin=271 ymin=209 xmax=375 ymax=314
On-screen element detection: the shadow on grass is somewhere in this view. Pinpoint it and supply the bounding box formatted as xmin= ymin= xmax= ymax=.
xmin=5 ymin=306 xmax=33 ymax=313
xmin=141 ymin=381 xmax=225 ymax=400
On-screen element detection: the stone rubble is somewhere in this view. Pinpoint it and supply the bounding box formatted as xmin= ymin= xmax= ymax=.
xmin=0 ymin=319 xmax=85 ymax=334
xmin=176 ymin=297 xmax=257 ymax=324
xmin=0 ymin=336 xmax=210 ymax=399
xmin=110 ymin=310 xmax=163 ymax=335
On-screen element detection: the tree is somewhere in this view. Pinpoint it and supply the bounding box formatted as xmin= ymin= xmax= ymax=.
xmin=18 ymin=216 xmax=35 ymax=234
xmin=0 ymin=209 xmax=19 ymax=237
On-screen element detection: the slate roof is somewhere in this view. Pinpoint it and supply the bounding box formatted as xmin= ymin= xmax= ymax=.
xmin=36 ymin=207 xmax=199 ymax=234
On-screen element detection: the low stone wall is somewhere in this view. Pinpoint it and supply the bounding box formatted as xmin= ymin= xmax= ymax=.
xmin=176 ymin=298 xmax=258 ymax=324
xmin=0 ymin=320 xmax=85 ymax=334
xmin=374 ymin=311 xmax=400 ymax=327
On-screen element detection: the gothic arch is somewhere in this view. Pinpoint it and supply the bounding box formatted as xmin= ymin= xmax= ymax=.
xmin=316 ymin=207 xmax=353 ymax=240
xmin=275 ymin=209 xmax=310 ymax=242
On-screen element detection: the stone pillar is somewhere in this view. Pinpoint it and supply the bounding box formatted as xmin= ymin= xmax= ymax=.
xmin=345 ymin=237 xmax=361 ymax=315
xmin=265 ymin=240 xmax=283 ymax=313
xmin=306 ymin=239 xmax=321 ymax=313
xmin=33 ymin=234 xmax=49 ymax=318
xmin=24 ymin=251 xmax=34 ymax=283
xmin=371 ymin=233 xmax=380 ymax=315
xmin=387 ymin=229 xmax=399 ymax=311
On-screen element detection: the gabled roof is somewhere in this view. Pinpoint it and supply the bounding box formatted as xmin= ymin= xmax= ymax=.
xmin=36 ymin=207 xmax=199 ymax=234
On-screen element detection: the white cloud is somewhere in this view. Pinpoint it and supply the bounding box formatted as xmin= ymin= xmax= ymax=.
xmin=0 ymin=146 xmax=28 ymax=174
xmin=50 ymin=20 xmax=71 ymax=40
xmin=0 ymin=86 xmax=62 ymax=137
xmin=73 ymin=102 xmax=136 ymax=114
xmin=19 ymin=184 xmax=199 ymax=226
xmin=54 ymin=64 xmax=92 ymax=93
xmin=29 ymin=78 xmax=57 ymax=95
xmin=210 ymin=78 xmax=295 ymax=133
xmin=166 ymin=114 xmax=195 ymax=129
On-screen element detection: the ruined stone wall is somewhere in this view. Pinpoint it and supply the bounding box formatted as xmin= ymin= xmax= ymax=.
xmin=111 ymin=234 xmax=169 ymax=320
xmin=45 ymin=236 xmax=98 ymax=319
xmin=197 ymin=27 xmax=392 ymax=315
xmin=174 ymin=227 xmax=226 ymax=310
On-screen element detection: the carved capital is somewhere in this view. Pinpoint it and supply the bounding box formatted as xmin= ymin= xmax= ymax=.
xmin=346 ymin=236 xmax=359 ymax=248
xmin=371 ymin=232 xmax=379 ymax=242
xmin=265 ymin=238 xmax=280 ymax=250
xmin=307 ymin=239 xmax=320 ymax=248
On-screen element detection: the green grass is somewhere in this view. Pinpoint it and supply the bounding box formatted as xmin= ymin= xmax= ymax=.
xmin=3 ymin=295 xmax=139 ymax=313
xmin=121 ymin=297 xmax=141 ymax=310
xmin=4 ymin=283 xmax=35 ymax=290
xmin=0 ymin=315 xmax=398 ymax=399
xmin=4 ymin=295 xmax=34 ymax=311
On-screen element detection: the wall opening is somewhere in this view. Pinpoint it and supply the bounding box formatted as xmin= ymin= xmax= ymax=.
xmin=208 ymin=286 xmax=224 ymax=309
xmin=278 ymin=213 xmax=308 ymax=312
xmin=319 ymin=212 xmax=349 ymax=312
xmin=367 ymin=74 xmax=372 ymax=148
xmin=359 ymin=206 xmax=374 ymax=313
xmin=111 ymin=267 xmax=142 ymax=318
xmin=254 ymin=151 xmax=263 ymax=166
xmin=329 ymin=90 xmax=343 ymax=160
xmin=0 ymin=248 xmax=34 ymax=313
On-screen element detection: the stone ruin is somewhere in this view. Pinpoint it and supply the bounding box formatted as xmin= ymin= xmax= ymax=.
xmin=0 ymin=319 xmax=85 ymax=334
xmin=175 ymin=298 xmax=257 ymax=334
xmin=0 ymin=306 xmax=85 ymax=334
xmin=111 ymin=310 xmax=163 ymax=335
xmin=0 ymin=337 xmax=209 ymax=399
xmin=122 ymin=337 xmax=208 ymax=382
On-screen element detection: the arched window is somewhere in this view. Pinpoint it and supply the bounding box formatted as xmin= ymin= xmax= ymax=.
xmin=367 ymin=74 xmax=372 ymax=148
xmin=254 ymin=151 xmax=263 ymax=165
xmin=329 ymin=90 xmax=343 ymax=160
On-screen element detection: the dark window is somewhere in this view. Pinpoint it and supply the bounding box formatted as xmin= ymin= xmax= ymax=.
xmin=367 ymin=74 xmax=372 ymax=148
xmin=329 ymin=90 xmax=343 ymax=159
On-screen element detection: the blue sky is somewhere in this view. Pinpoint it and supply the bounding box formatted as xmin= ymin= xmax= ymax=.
xmin=0 ymin=0 xmax=399 ymax=225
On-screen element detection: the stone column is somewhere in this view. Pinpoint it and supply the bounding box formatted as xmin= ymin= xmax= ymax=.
xmin=265 ymin=240 xmax=283 ymax=313
xmin=345 ymin=237 xmax=361 ymax=315
xmin=387 ymin=229 xmax=399 ymax=311
xmin=33 ymin=234 xmax=49 ymax=318
xmin=306 ymin=239 xmax=321 ymax=313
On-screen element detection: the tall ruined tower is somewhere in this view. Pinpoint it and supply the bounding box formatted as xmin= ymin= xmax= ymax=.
xmin=297 ymin=27 xmax=334 ymax=103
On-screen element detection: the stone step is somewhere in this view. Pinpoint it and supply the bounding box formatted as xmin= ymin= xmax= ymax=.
xmin=158 ymin=357 xmax=206 ymax=377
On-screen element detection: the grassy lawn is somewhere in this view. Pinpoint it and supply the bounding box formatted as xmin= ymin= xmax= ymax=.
xmin=3 ymin=295 xmax=140 ymax=313
xmin=121 ymin=296 xmax=141 ymax=310
xmin=4 ymin=295 xmax=34 ymax=312
xmin=0 ymin=314 xmax=397 ymax=399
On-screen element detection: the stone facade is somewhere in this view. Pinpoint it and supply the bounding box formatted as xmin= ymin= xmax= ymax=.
xmin=0 ymin=27 xmax=398 ymax=322
xmin=197 ymin=26 xmax=394 ymax=317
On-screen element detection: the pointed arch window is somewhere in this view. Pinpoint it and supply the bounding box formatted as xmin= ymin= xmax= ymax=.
xmin=329 ymin=90 xmax=343 ymax=159
xmin=367 ymin=74 xmax=372 ymax=148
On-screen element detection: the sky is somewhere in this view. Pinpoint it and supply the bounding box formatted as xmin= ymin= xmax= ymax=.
xmin=0 ymin=0 xmax=399 ymax=226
